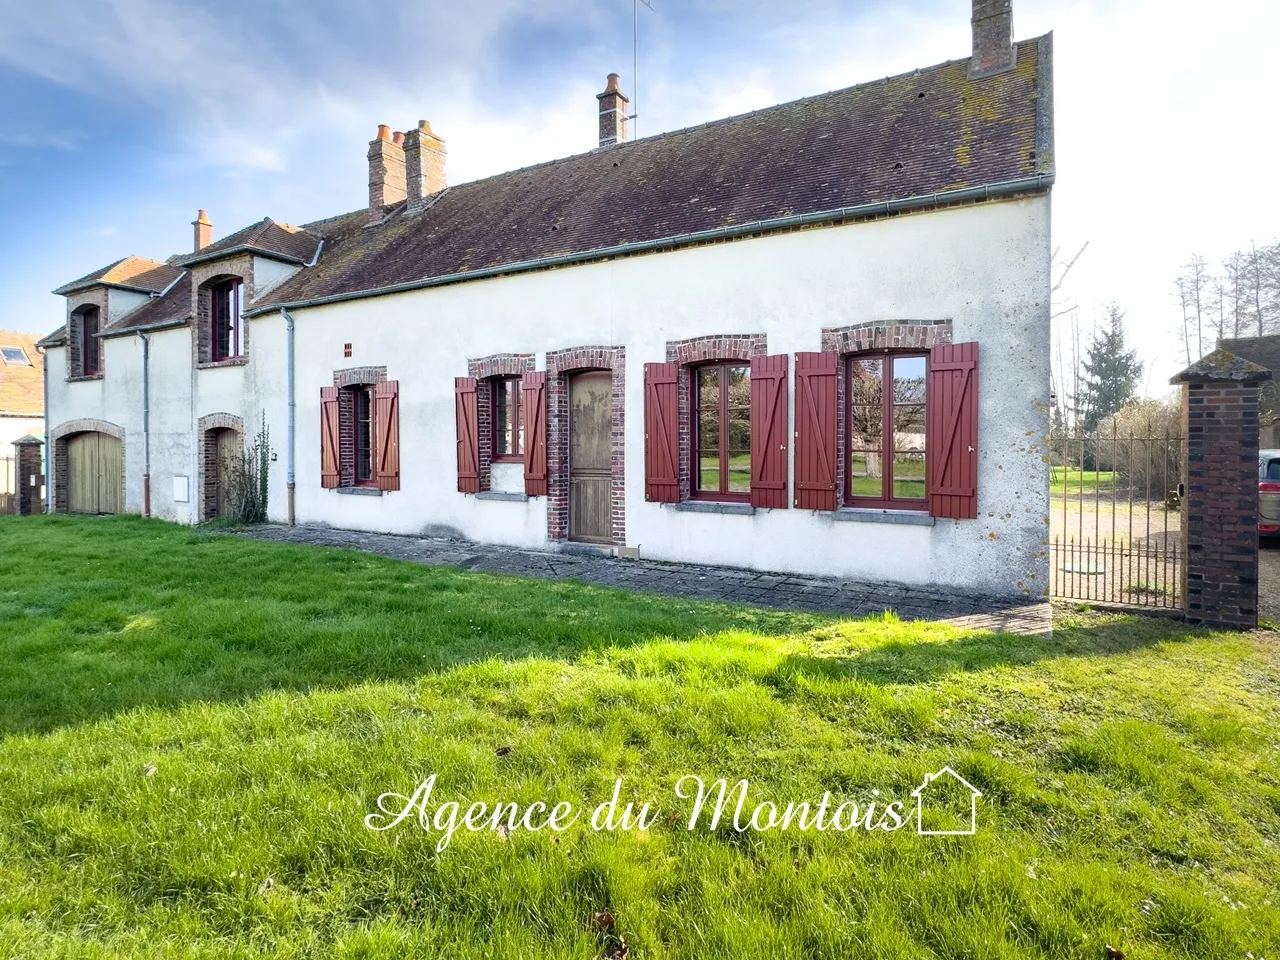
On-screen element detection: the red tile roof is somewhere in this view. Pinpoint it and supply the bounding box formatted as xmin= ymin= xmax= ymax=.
xmin=52 ymin=255 xmax=185 ymax=296
xmin=0 ymin=331 xmax=44 ymax=416
xmin=172 ymin=218 xmax=322 ymax=267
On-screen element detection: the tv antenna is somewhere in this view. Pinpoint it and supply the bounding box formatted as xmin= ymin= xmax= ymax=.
xmin=631 ymin=0 xmax=654 ymax=137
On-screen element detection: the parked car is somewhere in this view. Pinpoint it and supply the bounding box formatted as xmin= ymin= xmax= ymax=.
xmin=1260 ymin=449 xmax=1280 ymax=537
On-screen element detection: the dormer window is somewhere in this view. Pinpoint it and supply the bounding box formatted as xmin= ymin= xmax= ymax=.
xmin=78 ymin=306 xmax=101 ymax=377
xmin=211 ymin=278 xmax=243 ymax=361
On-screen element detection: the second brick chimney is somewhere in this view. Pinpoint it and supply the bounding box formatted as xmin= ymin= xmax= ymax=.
xmin=597 ymin=73 xmax=630 ymax=147
xmin=404 ymin=120 xmax=447 ymax=211
xmin=367 ymin=124 xmax=406 ymax=223
xmin=192 ymin=209 xmax=212 ymax=252
xmin=970 ymin=0 xmax=1016 ymax=79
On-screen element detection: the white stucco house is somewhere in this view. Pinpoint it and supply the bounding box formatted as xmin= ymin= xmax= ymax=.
xmin=39 ymin=0 xmax=1054 ymax=598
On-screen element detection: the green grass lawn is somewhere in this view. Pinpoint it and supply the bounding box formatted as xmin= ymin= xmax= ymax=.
xmin=1051 ymin=468 xmax=1119 ymax=497
xmin=1 ymin=516 xmax=1278 ymax=959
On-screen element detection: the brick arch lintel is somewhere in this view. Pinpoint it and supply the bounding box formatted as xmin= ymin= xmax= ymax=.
xmin=197 ymin=412 xmax=245 ymax=435
xmin=820 ymin=319 xmax=953 ymax=355
xmin=50 ymin=418 xmax=125 ymax=443
xmin=333 ymin=365 xmax=387 ymax=388
xmin=468 ymin=353 xmax=535 ymax=380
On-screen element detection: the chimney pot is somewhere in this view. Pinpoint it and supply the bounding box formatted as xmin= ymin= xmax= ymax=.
xmin=969 ymin=0 xmax=1016 ymax=79
xmin=192 ymin=209 xmax=213 ymax=252
xmin=377 ymin=124 xmax=391 ymax=141
xmin=392 ymin=130 xmax=405 ymax=146
xmin=404 ymin=119 xmax=448 ymax=211
xmin=596 ymin=73 xmax=631 ymax=148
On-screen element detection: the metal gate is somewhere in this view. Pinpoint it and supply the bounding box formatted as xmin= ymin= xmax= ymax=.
xmin=0 ymin=456 xmax=16 ymax=515
xmin=1049 ymin=425 xmax=1184 ymax=609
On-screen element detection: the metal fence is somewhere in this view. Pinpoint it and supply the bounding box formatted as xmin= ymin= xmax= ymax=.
xmin=1049 ymin=427 xmax=1184 ymax=609
xmin=0 ymin=456 xmax=17 ymax=515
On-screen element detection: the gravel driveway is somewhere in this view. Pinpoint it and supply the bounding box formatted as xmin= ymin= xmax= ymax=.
xmin=1261 ymin=543 xmax=1280 ymax=623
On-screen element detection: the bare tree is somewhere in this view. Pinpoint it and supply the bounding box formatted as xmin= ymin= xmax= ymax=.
xmin=1223 ymin=251 xmax=1248 ymax=338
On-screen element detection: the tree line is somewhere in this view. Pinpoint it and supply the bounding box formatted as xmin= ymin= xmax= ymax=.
xmin=1175 ymin=239 xmax=1280 ymax=363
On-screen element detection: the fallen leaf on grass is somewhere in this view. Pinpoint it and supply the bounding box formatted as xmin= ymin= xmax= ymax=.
xmin=258 ymin=877 xmax=274 ymax=895
xmin=495 ymin=746 xmax=512 ymax=757
xmin=601 ymin=936 xmax=629 ymax=960
xmin=142 ymin=764 xmax=158 ymax=777
xmin=1105 ymin=946 xmax=1125 ymax=959
xmin=590 ymin=910 xmax=615 ymax=931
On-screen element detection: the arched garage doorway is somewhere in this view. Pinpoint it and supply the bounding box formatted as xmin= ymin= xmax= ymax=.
xmin=66 ymin=432 xmax=123 ymax=514
xmin=51 ymin=420 xmax=126 ymax=515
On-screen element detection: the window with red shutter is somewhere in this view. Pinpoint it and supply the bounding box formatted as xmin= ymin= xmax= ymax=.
xmin=455 ymin=377 xmax=480 ymax=493
xmin=749 ymin=354 xmax=789 ymax=509
xmin=320 ymin=386 xmax=340 ymax=489
xmin=375 ymin=380 xmax=400 ymax=492
xmin=644 ymin=362 xmax=680 ymax=503
xmin=927 ymin=341 xmax=979 ymax=519
xmin=522 ymin=372 xmax=547 ymax=497
xmin=793 ymin=351 xmax=837 ymax=510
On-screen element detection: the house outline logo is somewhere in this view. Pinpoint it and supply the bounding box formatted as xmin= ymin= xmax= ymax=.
xmin=911 ymin=767 xmax=982 ymax=836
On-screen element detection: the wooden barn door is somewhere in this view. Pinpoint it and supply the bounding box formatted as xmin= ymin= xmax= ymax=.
xmin=215 ymin=429 xmax=241 ymax=518
xmin=569 ymin=371 xmax=612 ymax=544
xmin=68 ymin=432 xmax=121 ymax=514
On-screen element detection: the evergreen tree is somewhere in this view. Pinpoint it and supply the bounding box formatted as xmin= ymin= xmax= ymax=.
xmin=1079 ymin=304 xmax=1142 ymax=432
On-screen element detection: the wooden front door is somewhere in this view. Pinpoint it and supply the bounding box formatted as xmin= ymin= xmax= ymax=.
xmin=569 ymin=371 xmax=613 ymax=544
xmin=66 ymin=432 xmax=122 ymax=515
xmin=214 ymin=429 xmax=241 ymax=518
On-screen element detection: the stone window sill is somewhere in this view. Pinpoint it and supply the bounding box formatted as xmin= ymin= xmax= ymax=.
xmin=834 ymin=508 xmax=935 ymax=526
xmin=335 ymin=486 xmax=383 ymax=496
xmin=476 ymin=491 xmax=529 ymax=502
xmin=198 ymin=358 xmax=248 ymax=370
xmin=672 ymin=500 xmax=754 ymax=516
xmin=67 ymin=374 xmax=104 ymax=383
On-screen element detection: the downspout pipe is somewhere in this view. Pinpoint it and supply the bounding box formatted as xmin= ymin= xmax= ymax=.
xmin=282 ymin=308 xmax=296 ymax=525
xmin=137 ymin=330 xmax=151 ymax=518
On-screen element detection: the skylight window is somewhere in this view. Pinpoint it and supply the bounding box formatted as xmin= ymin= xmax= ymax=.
xmin=1 ymin=346 xmax=30 ymax=366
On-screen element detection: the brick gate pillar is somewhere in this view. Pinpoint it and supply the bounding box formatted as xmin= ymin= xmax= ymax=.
xmin=1172 ymin=348 xmax=1272 ymax=628
xmin=12 ymin=435 xmax=44 ymax=516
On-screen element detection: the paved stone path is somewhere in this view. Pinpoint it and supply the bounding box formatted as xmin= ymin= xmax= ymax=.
xmin=236 ymin=525 xmax=1052 ymax=636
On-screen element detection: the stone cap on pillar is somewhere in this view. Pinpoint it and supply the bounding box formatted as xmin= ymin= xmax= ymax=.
xmin=12 ymin=434 xmax=43 ymax=447
xmin=1170 ymin=347 xmax=1272 ymax=385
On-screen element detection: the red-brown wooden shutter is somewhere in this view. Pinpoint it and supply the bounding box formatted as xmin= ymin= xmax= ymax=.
xmin=928 ymin=342 xmax=979 ymax=519
xmin=455 ymin=377 xmax=480 ymax=494
xmin=375 ymin=379 xmax=400 ymax=492
xmin=644 ymin=362 xmax=680 ymax=503
xmin=522 ymin=371 xmax=547 ymax=497
xmin=793 ymin=351 xmax=837 ymax=510
xmin=750 ymin=354 xmax=789 ymax=510
xmin=320 ymin=386 xmax=340 ymax=489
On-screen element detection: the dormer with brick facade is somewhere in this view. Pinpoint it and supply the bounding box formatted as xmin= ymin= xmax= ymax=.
xmin=50 ymin=255 xmax=184 ymax=380
xmin=169 ymin=214 xmax=323 ymax=368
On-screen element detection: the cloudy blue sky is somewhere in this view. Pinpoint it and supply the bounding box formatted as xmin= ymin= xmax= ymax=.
xmin=0 ymin=0 xmax=1275 ymax=387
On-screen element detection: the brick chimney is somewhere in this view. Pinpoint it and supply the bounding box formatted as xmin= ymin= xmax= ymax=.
xmin=970 ymin=0 xmax=1016 ymax=79
xmin=404 ymin=120 xmax=447 ymax=211
xmin=367 ymin=124 xmax=406 ymax=223
xmin=192 ymin=209 xmax=212 ymax=252
xmin=597 ymin=73 xmax=630 ymax=147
